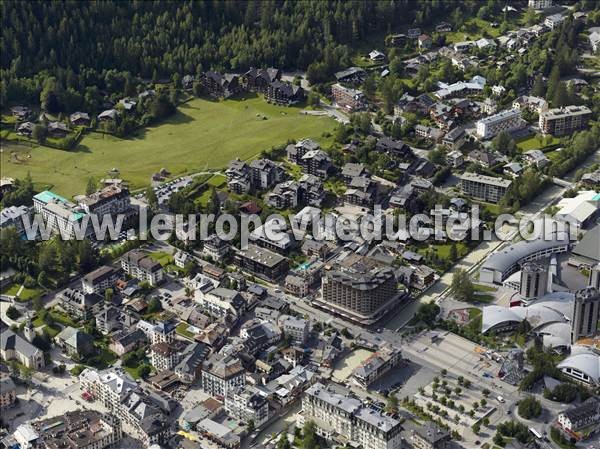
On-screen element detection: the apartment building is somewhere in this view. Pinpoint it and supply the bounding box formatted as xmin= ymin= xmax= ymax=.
xmin=174 ymin=342 xmax=209 ymax=384
xmin=80 ymin=368 xmax=137 ymax=409
xmin=150 ymin=342 xmax=180 ymax=372
xmin=201 ymin=353 xmax=246 ymax=399
xmin=410 ymin=422 xmax=451 ymax=449
xmin=233 ymin=244 xmax=289 ymax=282
xmin=286 ymin=139 xmax=321 ymax=164
xmin=33 ymin=411 xmax=122 ymax=449
xmin=539 ymin=105 xmax=592 ymax=136
xmin=77 ymin=184 xmax=131 ymax=216
xmin=351 ymin=345 xmax=402 ymax=388
xmin=0 ymin=205 xmax=30 ymax=236
xmin=265 ymin=80 xmax=305 ymax=105
xmin=242 ymin=67 xmax=281 ymax=92
xmin=0 ymin=374 xmax=17 ymax=409
xmin=33 ymin=190 xmax=90 ymax=239
xmin=545 ymin=13 xmax=566 ymax=30
xmin=203 ymin=234 xmax=231 ymax=260
xmin=278 ymin=314 xmax=310 ymax=344
xmin=300 ymin=383 xmax=402 ymax=449
xmin=249 ymin=158 xmax=285 ymax=190
xmin=571 ymin=287 xmax=600 ymax=343
xmin=226 ymin=159 xmax=252 ymax=194
xmin=225 ymin=386 xmax=270 ymax=428
xmin=476 ymin=109 xmax=523 ymax=139
xmin=512 ymin=95 xmax=548 ymax=114
xmin=459 ymin=172 xmax=512 ymax=204
xmin=557 ymin=396 xmax=600 ymax=432
xmin=81 ymin=265 xmax=121 ymax=294
xmin=200 ymin=71 xmax=240 ymax=98
xmin=317 ymin=255 xmax=398 ymax=324
xmin=529 ymin=0 xmax=552 ymax=9
xmin=121 ymin=250 xmax=164 ymax=286
xmin=331 ymin=83 xmax=367 ymax=111
xmin=79 ymin=368 xmax=166 ymax=438
xmin=266 ymin=180 xmax=301 ymax=209
xmin=300 ymin=149 xmax=333 ymax=179
xmin=195 ymin=287 xmax=246 ymax=321
xmin=57 ymin=287 xmax=104 ymax=320
xmin=149 ymin=321 xmax=176 ymax=345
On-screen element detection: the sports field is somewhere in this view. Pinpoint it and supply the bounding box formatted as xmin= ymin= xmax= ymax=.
xmin=0 ymin=95 xmax=337 ymax=197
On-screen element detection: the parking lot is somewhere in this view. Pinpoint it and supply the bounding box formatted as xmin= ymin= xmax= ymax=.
xmin=398 ymin=331 xmax=523 ymax=445
xmin=152 ymin=177 xmax=194 ymax=205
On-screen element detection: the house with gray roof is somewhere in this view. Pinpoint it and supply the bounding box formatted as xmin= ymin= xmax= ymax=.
xmin=56 ymin=327 xmax=95 ymax=357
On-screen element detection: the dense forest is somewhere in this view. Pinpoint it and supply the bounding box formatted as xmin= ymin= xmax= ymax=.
xmin=1 ymin=0 xmax=479 ymax=75
xmin=1 ymin=0 xmax=598 ymax=112
xmin=0 ymin=0 xmax=523 ymax=107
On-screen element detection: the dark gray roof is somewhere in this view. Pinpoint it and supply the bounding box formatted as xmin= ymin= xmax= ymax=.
xmin=0 ymin=329 xmax=41 ymax=358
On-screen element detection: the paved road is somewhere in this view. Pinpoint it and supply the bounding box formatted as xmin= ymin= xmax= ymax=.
xmin=320 ymin=103 xmax=350 ymax=124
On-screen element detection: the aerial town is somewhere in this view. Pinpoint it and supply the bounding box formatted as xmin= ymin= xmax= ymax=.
xmin=0 ymin=1 xmax=599 ymax=449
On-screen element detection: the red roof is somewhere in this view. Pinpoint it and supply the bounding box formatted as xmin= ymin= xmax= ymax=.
xmin=239 ymin=201 xmax=262 ymax=215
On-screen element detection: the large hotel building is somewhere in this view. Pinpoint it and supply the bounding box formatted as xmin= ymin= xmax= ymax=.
xmin=299 ymin=383 xmax=403 ymax=449
xmin=316 ymin=255 xmax=398 ymax=325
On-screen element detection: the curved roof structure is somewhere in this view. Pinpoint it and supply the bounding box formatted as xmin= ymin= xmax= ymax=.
xmin=557 ymin=352 xmax=600 ymax=385
xmin=482 ymin=306 xmax=521 ymax=333
xmin=524 ymin=304 xmax=566 ymax=330
xmin=481 ymin=231 xmax=570 ymax=275
xmin=537 ymin=322 xmax=571 ymax=350
xmin=482 ymin=298 xmax=572 ymax=334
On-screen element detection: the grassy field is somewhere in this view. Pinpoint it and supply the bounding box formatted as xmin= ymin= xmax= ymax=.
xmin=149 ymin=251 xmax=173 ymax=267
xmin=516 ymin=135 xmax=560 ymax=152
xmin=1 ymin=95 xmax=337 ymax=197
xmin=444 ymin=15 xmax=527 ymax=44
xmin=417 ymin=242 xmax=469 ymax=259
xmin=0 ymin=284 xmax=42 ymax=302
xmin=444 ymin=18 xmax=503 ymax=44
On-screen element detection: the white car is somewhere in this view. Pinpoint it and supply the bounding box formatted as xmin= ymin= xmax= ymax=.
xmin=497 ymin=396 xmax=505 ymax=403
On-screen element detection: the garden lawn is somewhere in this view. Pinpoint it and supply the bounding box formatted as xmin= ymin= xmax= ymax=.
xmin=444 ymin=18 xmax=503 ymax=43
xmin=417 ymin=242 xmax=468 ymax=259
xmin=0 ymin=284 xmax=42 ymax=302
xmin=0 ymin=95 xmax=337 ymax=197
xmin=176 ymin=322 xmax=196 ymax=340
xmin=50 ymin=309 xmax=80 ymax=328
xmin=149 ymin=251 xmax=173 ymax=267
xmin=516 ymin=135 xmax=560 ymax=152
xmin=474 ymin=283 xmax=497 ymax=293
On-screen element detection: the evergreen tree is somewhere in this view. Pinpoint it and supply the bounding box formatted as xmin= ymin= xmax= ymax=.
xmin=449 ymin=243 xmax=458 ymax=261
xmin=86 ymin=177 xmax=97 ymax=195
xmin=546 ymin=65 xmax=561 ymax=102
xmin=450 ymin=268 xmax=474 ymax=302
xmin=531 ymin=74 xmax=545 ymax=98
xmin=552 ymin=81 xmax=570 ymax=107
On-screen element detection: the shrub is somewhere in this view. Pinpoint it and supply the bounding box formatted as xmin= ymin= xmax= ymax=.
xmin=518 ymin=396 xmax=542 ymax=419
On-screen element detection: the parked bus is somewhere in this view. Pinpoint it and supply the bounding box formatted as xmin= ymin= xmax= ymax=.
xmin=529 ymin=427 xmax=542 ymax=440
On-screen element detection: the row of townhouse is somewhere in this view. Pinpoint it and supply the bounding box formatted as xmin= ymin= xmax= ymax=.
xmin=200 ymin=69 xmax=304 ymax=105
xmin=225 ymin=158 xmax=285 ymax=194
